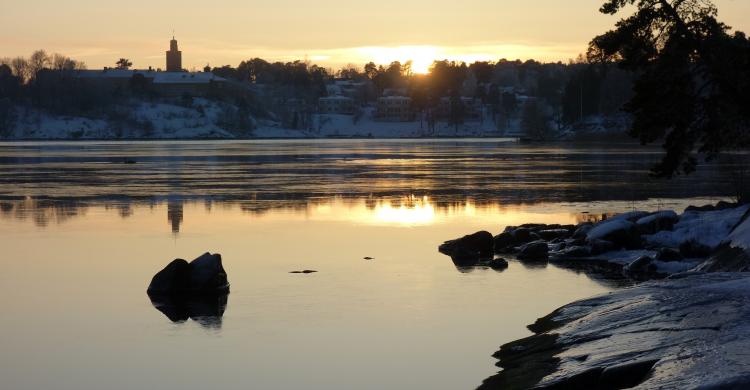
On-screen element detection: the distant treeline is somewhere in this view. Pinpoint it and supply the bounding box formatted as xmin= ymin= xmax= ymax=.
xmin=209 ymin=57 xmax=634 ymax=133
xmin=0 ymin=49 xmax=636 ymax=137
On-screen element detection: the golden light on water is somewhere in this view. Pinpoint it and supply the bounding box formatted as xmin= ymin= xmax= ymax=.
xmin=372 ymin=197 xmax=436 ymax=225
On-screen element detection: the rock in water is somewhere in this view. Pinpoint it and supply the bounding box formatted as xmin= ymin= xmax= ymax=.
xmin=517 ymin=240 xmax=549 ymax=261
xmin=147 ymin=252 xmax=229 ymax=295
xmin=488 ymin=258 xmax=509 ymax=270
xmin=146 ymin=259 xmax=190 ymax=294
xmin=439 ymin=231 xmax=494 ymax=259
xmin=493 ymin=232 xmax=515 ymax=253
xmin=188 ymin=252 xmax=230 ymax=292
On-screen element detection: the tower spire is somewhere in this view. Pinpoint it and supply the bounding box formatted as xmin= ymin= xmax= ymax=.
xmin=166 ymin=34 xmax=182 ymax=72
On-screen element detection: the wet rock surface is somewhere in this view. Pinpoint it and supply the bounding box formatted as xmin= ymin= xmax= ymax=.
xmin=480 ymin=273 xmax=750 ymax=389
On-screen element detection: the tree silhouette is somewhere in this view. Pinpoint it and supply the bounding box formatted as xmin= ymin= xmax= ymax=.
xmin=115 ymin=58 xmax=133 ymax=70
xmin=589 ymin=0 xmax=750 ymax=177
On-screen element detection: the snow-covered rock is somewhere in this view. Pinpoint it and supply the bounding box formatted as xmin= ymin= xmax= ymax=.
xmin=481 ymin=273 xmax=750 ymax=389
xmin=586 ymin=219 xmax=640 ymax=248
xmin=645 ymin=205 xmax=750 ymax=250
xmin=635 ymin=210 xmax=679 ymax=234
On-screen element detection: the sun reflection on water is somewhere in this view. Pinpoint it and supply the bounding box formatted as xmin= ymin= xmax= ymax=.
xmin=372 ymin=196 xmax=436 ymax=225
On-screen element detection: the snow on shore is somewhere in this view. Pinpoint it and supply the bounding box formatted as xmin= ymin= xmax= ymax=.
xmin=645 ymin=205 xmax=750 ymax=250
xmin=4 ymin=102 xmax=516 ymax=140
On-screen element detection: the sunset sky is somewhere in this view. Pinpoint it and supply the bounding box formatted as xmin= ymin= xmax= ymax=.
xmin=2 ymin=0 xmax=749 ymax=72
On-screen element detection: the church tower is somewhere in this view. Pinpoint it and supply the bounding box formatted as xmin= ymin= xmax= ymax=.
xmin=166 ymin=36 xmax=182 ymax=72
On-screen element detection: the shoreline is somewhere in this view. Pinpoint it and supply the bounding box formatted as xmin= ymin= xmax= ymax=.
xmin=478 ymin=272 xmax=750 ymax=389
xmin=439 ymin=201 xmax=750 ymax=389
xmin=0 ymin=135 xmax=639 ymax=142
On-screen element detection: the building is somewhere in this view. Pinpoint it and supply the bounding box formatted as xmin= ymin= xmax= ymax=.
xmin=166 ymin=37 xmax=182 ymax=72
xmin=74 ymin=69 xmax=226 ymax=97
xmin=376 ymin=96 xmax=413 ymax=122
xmin=438 ymin=97 xmax=483 ymax=120
xmin=318 ymin=96 xmax=355 ymax=115
xmin=73 ymin=37 xmax=225 ymax=97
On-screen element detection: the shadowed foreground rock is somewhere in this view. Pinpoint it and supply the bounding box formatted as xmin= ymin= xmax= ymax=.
xmin=147 ymin=252 xmax=229 ymax=294
xmin=147 ymin=252 xmax=230 ymax=327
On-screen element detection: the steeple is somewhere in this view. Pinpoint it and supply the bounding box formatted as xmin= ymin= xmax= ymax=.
xmin=166 ymin=35 xmax=182 ymax=72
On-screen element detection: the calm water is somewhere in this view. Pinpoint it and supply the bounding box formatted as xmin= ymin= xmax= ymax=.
xmin=0 ymin=139 xmax=734 ymax=390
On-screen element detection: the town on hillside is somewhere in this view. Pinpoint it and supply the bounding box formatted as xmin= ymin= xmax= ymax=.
xmin=0 ymin=37 xmax=633 ymax=139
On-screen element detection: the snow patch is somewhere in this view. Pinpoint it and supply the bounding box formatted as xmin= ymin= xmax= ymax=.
xmin=645 ymin=205 xmax=750 ymax=250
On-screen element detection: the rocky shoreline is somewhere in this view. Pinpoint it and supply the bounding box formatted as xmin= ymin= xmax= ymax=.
xmin=439 ymin=201 xmax=750 ymax=389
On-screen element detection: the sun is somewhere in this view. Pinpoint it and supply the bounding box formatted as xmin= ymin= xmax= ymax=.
xmin=357 ymin=45 xmax=441 ymax=74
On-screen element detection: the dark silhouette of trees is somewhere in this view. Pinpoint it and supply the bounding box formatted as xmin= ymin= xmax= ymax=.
xmin=0 ymin=64 xmax=19 ymax=136
xmin=115 ymin=58 xmax=133 ymax=70
xmin=589 ymin=0 xmax=750 ymax=177
xmin=521 ymin=99 xmax=552 ymax=140
xmin=500 ymin=91 xmax=518 ymax=128
xmin=448 ymin=92 xmax=466 ymax=133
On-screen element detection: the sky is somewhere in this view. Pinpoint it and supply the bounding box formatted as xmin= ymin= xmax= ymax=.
xmin=1 ymin=0 xmax=749 ymax=72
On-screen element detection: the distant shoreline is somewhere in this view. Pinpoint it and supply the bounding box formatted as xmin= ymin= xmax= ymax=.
xmin=0 ymin=134 xmax=638 ymax=143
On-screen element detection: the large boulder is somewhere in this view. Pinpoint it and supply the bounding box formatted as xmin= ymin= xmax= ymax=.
xmin=587 ymin=219 xmax=641 ymax=249
xmin=188 ymin=253 xmax=230 ymax=292
xmin=517 ymin=240 xmax=549 ymax=261
xmin=439 ymin=231 xmax=494 ymax=259
xmin=146 ymin=259 xmax=190 ymax=294
xmin=493 ymin=232 xmax=515 ymax=253
xmin=636 ymin=210 xmax=679 ymax=234
xmin=147 ymin=252 xmax=229 ymax=295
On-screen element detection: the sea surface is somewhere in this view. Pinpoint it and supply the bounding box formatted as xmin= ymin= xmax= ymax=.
xmin=0 ymin=139 xmax=735 ymax=390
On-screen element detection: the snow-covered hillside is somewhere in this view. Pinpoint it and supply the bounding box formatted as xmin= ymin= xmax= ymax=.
xmin=2 ymin=99 xmax=601 ymax=140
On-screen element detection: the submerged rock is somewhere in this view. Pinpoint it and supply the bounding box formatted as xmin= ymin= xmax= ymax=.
xmin=147 ymin=252 xmax=229 ymax=295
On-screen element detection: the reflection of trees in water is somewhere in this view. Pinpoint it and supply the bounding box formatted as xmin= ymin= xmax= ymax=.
xmin=0 ymin=188 xmax=728 ymax=232
xmin=0 ymin=198 xmax=88 ymax=227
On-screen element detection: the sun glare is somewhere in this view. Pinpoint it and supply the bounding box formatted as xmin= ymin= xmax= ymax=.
xmin=357 ymin=46 xmax=440 ymax=74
